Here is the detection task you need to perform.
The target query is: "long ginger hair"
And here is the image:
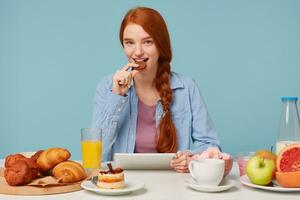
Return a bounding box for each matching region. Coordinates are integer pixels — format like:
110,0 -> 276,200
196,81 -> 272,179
119,7 -> 177,153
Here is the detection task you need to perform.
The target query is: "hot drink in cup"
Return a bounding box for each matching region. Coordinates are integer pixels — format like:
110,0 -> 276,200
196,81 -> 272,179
188,158 -> 225,186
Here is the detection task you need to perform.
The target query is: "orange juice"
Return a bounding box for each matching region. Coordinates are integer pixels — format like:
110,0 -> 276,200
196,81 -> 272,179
81,140 -> 102,169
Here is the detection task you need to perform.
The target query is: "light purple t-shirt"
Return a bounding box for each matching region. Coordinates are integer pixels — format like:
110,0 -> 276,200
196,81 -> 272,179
134,99 -> 157,153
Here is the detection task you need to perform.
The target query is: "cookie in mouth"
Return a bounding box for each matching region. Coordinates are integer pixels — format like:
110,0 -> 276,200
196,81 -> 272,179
133,58 -> 149,70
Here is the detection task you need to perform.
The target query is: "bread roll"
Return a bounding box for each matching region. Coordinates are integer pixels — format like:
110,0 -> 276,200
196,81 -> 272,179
24,157 -> 40,179
52,161 -> 86,183
5,154 -> 40,180
5,154 -> 26,168
37,148 -> 71,172
4,160 -> 33,186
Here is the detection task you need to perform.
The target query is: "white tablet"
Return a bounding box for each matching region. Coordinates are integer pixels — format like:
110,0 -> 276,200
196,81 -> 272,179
114,153 -> 176,170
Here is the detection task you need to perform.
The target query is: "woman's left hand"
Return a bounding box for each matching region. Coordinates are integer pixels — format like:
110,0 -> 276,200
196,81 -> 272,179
170,151 -> 192,173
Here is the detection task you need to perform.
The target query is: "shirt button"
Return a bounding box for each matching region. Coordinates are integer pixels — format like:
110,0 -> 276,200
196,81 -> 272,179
118,108 -> 121,112
122,99 -> 126,103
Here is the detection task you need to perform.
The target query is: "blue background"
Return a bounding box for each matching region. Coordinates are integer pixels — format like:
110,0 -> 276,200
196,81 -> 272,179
1,0 -> 300,159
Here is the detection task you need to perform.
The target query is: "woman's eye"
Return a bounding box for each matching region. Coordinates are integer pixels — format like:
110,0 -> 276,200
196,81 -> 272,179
124,41 -> 134,46
144,40 -> 153,45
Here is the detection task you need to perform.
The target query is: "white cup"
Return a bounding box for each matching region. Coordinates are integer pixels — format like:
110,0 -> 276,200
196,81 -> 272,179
188,158 -> 225,186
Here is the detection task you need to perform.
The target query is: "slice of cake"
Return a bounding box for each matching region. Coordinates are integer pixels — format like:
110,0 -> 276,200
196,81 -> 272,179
97,163 -> 125,189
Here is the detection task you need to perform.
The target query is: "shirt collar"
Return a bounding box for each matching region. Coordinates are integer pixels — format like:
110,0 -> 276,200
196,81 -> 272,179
170,72 -> 184,90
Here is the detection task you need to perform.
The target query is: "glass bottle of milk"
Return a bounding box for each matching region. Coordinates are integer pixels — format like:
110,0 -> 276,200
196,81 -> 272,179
276,97 -> 300,154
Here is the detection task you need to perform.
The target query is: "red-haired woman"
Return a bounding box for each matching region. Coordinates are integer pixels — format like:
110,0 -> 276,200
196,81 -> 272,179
92,7 -> 221,173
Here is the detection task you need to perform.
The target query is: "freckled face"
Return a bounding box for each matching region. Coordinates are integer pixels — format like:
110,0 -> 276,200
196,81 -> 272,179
123,23 -> 159,73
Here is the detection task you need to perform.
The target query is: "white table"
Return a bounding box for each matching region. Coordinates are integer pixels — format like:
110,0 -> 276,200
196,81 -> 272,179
0,160 -> 299,200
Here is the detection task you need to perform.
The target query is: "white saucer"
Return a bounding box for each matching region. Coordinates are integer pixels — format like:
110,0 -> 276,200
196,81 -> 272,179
81,178 -> 145,196
185,178 -> 236,192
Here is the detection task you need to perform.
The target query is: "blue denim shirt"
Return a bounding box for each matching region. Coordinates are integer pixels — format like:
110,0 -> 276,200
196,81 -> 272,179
92,72 -> 220,161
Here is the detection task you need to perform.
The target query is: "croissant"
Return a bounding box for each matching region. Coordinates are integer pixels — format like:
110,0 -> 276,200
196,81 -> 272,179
37,148 -> 71,172
30,150 -> 44,162
52,161 -> 87,183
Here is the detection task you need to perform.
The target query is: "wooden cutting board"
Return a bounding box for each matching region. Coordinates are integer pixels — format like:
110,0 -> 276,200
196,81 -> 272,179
0,176 -> 82,195
0,165 -> 97,195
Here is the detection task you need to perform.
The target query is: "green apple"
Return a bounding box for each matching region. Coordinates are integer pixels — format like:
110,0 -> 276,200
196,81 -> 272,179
246,156 -> 275,185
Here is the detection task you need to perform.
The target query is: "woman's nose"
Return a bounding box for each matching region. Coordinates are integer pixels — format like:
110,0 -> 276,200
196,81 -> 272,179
134,44 -> 144,57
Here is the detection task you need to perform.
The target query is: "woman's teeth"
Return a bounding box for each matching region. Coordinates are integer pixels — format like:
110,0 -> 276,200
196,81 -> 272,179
133,58 -> 149,62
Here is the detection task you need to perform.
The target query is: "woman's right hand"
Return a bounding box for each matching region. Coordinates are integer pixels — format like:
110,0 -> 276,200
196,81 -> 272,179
170,151 -> 191,173
112,63 -> 140,96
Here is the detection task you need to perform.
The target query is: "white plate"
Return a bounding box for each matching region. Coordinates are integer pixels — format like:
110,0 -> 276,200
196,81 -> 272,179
240,175 -> 300,192
114,153 -> 175,170
81,178 -> 145,196
185,177 -> 236,192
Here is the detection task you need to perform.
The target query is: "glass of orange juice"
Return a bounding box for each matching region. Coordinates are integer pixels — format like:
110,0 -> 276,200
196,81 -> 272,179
81,128 -> 102,171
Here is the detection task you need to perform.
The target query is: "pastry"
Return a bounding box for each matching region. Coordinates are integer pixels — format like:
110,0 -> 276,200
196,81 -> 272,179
52,161 -> 87,183
5,154 -> 26,168
4,153 -> 40,179
30,150 -> 44,162
4,160 -> 33,186
4,148 -> 76,186
97,163 -> 125,189
24,157 -> 40,179
37,148 -> 71,172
